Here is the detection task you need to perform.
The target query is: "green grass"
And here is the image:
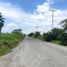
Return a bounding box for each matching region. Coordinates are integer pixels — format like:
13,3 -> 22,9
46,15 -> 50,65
52,40 -> 61,44
0,45 -> 11,56
0,33 -> 24,56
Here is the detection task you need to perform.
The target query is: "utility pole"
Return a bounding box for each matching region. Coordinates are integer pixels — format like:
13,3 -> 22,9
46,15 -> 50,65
50,9 -> 56,29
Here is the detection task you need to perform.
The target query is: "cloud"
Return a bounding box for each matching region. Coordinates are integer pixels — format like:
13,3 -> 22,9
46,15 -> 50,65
0,1 -> 67,34
2,23 -> 19,33
30,1 -> 67,30
7,23 -> 18,29
0,2 -> 34,33
0,2 -> 31,23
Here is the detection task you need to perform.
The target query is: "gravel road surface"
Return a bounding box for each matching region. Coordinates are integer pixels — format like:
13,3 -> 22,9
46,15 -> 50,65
0,37 -> 67,67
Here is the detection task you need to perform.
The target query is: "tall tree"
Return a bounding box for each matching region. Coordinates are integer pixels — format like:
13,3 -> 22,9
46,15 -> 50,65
60,19 -> 67,32
0,12 -> 4,33
12,29 -> 22,33
34,31 -> 40,38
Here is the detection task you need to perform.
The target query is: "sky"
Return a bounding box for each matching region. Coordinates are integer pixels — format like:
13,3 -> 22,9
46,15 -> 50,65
0,0 -> 67,34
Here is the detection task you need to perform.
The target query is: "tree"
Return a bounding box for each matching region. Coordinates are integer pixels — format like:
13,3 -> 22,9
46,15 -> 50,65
60,19 -> 67,46
12,29 -> 23,37
12,29 -> 22,33
60,33 -> 67,46
0,12 -> 4,33
43,28 -> 64,42
60,19 -> 67,32
34,31 -> 40,38
28,32 -> 34,37
51,28 -> 64,40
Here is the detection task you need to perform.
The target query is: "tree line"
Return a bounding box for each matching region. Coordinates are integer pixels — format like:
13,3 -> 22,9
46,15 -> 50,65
28,18 -> 67,46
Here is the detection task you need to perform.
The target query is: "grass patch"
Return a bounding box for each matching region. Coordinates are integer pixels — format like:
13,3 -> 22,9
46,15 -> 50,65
0,33 -> 25,56
52,40 -> 61,44
0,45 -> 11,56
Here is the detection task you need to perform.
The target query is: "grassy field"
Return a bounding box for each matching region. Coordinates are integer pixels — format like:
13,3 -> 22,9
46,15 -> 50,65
0,33 -> 24,56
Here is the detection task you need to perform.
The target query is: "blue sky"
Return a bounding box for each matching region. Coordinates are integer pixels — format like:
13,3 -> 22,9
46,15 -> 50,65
0,0 -> 67,11
0,0 -> 67,34
0,0 -> 45,12
52,0 -> 67,10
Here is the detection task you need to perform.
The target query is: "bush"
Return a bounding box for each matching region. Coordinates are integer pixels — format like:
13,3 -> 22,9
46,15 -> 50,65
0,33 -> 24,47
0,45 -> 11,56
43,32 -> 53,42
43,28 -> 64,42
0,32 -> 25,56
51,28 -> 64,40
34,32 -> 41,38
28,32 -> 34,37
28,32 -> 41,39
60,33 -> 67,46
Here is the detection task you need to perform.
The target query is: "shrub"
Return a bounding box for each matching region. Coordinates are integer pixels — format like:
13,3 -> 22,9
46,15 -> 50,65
0,45 -> 11,56
43,28 -> 64,42
60,33 -> 67,46
51,28 -> 64,40
34,32 -> 41,38
0,32 -> 25,56
43,32 -> 53,42
28,32 -> 34,37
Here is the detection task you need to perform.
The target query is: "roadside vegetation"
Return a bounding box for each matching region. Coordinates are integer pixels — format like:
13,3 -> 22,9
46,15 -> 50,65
0,11 -> 67,56
0,31 -> 25,56
0,13 -> 25,56
28,19 -> 67,46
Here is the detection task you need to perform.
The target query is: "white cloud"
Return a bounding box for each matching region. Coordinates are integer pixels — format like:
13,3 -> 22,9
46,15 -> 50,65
2,23 -> 19,33
0,1 -> 67,34
0,2 -> 33,33
30,1 -> 67,31
7,23 -> 18,29
36,2 -> 50,13
0,2 -> 31,22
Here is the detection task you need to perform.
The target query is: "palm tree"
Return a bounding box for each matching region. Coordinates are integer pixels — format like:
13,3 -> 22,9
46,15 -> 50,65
60,19 -> 67,31
0,12 -> 4,33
